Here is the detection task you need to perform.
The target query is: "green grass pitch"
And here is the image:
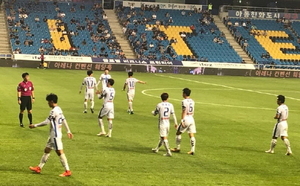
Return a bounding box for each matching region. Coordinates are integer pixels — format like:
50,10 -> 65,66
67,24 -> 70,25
0,67 -> 299,186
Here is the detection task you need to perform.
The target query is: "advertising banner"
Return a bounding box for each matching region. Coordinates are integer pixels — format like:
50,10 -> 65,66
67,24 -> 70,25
14,54 -> 92,63
122,1 -> 202,10
182,61 -> 256,70
91,58 -> 183,66
228,10 -> 282,19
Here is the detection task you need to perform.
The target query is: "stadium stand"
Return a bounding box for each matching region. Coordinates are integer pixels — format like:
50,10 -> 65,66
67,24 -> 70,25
225,17 -> 300,68
5,0 -> 124,58
116,5 -> 242,62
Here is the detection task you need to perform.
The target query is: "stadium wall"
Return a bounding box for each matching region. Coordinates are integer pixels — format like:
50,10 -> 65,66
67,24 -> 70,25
1,59 -> 300,78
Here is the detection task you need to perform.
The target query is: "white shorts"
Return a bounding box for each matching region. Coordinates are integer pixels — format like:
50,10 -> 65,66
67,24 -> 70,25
158,123 -> 170,137
46,137 -> 63,150
127,92 -> 135,101
85,89 -> 94,100
98,105 -> 114,119
273,121 -> 288,138
177,117 -> 196,134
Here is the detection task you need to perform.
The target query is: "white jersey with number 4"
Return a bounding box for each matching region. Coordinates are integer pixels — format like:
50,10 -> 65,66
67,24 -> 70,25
82,76 -> 97,100
99,74 -> 111,90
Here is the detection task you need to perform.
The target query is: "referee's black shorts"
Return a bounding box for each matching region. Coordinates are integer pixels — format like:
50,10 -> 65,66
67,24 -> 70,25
20,96 -> 32,111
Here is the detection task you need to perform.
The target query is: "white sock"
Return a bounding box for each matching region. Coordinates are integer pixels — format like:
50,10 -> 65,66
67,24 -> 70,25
38,153 -> 50,169
108,120 -> 113,135
155,139 -> 163,149
176,135 -> 181,149
91,100 -> 94,109
284,138 -> 292,152
129,102 -> 133,111
98,118 -> 105,133
59,153 -> 70,171
163,139 -> 171,154
190,137 -> 196,152
84,102 -> 87,110
270,139 -> 277,151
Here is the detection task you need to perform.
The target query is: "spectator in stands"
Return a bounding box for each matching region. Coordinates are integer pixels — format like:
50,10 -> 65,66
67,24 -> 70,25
262,30 -> 267,37
165,12 -> 170,17
152,13 -> 157,20
180,32 -> 186,38
243,40 -> 248,50
82,39 -> 87,45
39,46 -> 44,53
15,39 -> 20,46
297,37 -> 300,44
80,4 -> 85,11
181,10 -> 186,16
103,14 -> 108,20
234,21 -> 239,26
35,16 -> 40,22
60,36 -> 65,42
55,5 -> 60,12
210,28 -> 216,35
190,24 -> 196,36
43,16 -> 47,22
70,6 -> 76,12
242,21 -> 248,29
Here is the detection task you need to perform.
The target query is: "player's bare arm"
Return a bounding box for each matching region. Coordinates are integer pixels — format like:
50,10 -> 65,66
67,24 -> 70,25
62,119 -> 73,139
17,91 -> 21,105
138,81 -> 146,84
29,119 -> 50,129
181,107 -> 186,127
79,82 -> 84,94
274,113 -> 280,119
122,83 -> 127,91
31,91 -> 35,103
172,113 -> 178,129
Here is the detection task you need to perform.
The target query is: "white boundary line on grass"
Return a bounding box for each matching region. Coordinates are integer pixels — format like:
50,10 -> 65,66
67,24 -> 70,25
154,74 -> 300,102
141,88 -> 275,111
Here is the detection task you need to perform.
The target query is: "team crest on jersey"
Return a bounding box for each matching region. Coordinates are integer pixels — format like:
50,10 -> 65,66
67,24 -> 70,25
24,88 -> 27,91
29,87 -> 32,90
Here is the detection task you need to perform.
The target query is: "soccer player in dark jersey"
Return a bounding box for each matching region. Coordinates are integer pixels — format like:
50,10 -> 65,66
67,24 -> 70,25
17,72 -> 35,127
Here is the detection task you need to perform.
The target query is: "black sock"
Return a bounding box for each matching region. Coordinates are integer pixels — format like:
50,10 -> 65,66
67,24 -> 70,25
28,113 -> 32,124
19,113 -> 23,124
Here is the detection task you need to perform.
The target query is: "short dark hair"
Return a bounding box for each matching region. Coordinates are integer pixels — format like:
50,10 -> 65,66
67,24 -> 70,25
277,95 -> 285,103
107,79 -> 114,86
161,93 -> 169,101
22,72 -> 29,78
87,70 -> 93,76
46,93 -> 58,103
128,72 -> 133,76
183,88 -> 191,96
104,68 -> 109,71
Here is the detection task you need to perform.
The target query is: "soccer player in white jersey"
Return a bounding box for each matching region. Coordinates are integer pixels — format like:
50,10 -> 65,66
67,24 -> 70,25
265,95 -> 292,155
122,71 -> 146,114
29,93 -> 73,177
152,93 -> 178,157
171,88 -> 196,155
96,79 -> 115,137
97,68 -> 111,91
79,70 -> 97,114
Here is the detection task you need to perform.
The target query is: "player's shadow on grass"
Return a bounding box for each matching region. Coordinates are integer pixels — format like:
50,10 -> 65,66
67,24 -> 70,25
101,138 -> 154,154
220,146 -> 263,153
